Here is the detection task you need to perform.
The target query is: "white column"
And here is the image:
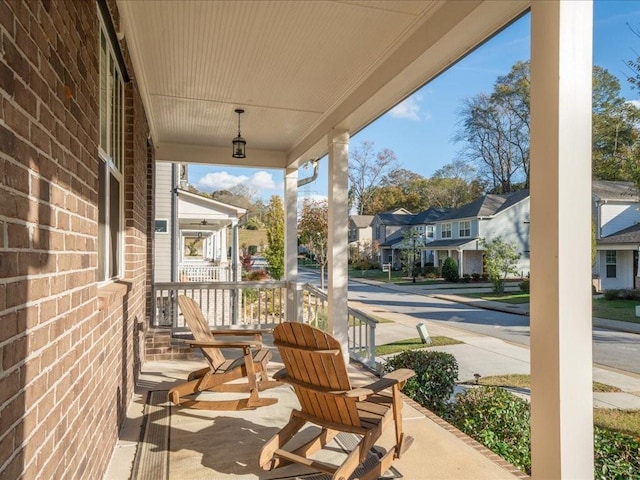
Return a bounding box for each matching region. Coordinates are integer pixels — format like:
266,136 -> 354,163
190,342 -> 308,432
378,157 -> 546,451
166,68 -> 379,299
530,2 -> 594,478
284,167 -> 301,322
328,130 -> 350,363
231,219 -> 240,324
457,249 -> 463,277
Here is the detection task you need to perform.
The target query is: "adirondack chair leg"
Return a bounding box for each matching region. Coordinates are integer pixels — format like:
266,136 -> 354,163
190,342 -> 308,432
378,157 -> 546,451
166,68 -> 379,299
259,413 -> 307,470
391,385 -> 405,459
332,440 -> 363,480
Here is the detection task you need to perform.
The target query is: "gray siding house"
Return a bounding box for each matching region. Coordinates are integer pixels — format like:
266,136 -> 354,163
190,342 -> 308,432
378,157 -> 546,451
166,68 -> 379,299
593,181 -> 640,290
429,190 -> 531,277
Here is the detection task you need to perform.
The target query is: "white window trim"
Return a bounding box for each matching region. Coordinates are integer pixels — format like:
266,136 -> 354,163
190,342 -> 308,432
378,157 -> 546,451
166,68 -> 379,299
459,220 -> 471,238
98,8 -> 125,283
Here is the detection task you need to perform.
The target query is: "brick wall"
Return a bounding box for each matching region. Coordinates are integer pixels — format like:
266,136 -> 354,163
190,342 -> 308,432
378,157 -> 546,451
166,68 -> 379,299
0,1 -> 150,478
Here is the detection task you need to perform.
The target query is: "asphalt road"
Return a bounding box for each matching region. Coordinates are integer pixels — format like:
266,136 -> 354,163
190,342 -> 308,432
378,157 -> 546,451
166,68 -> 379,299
298,269 -> 640,375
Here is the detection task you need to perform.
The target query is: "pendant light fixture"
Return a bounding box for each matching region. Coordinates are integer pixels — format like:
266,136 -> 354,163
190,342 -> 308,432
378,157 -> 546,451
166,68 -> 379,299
232,108 -> 246,158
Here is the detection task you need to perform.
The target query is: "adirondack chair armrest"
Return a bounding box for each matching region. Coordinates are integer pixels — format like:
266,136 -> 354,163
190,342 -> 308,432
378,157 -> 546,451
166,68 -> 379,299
189,340 -> 261,349
345,368 -> 415,400
209,329 -> 271,337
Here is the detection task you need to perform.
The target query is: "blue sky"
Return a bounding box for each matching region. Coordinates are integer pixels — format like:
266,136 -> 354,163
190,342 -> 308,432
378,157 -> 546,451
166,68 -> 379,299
189,1 -> 640,202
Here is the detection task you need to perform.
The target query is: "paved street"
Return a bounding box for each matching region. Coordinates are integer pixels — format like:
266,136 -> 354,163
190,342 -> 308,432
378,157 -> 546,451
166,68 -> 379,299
299,269 -> 640,376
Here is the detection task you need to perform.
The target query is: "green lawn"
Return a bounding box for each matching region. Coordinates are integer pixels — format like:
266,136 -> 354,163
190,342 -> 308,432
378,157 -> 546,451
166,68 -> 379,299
594,409 -> 640,438
463,292 -> 531,304
375,336 -> 463,356
348,268 -> 406,282
593,298 -> 640,324
476,374 -> 621,393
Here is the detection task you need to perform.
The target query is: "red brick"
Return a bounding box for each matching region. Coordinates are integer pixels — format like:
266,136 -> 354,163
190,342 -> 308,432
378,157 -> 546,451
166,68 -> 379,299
2,335 -> 27,370
7,222 -> 29,249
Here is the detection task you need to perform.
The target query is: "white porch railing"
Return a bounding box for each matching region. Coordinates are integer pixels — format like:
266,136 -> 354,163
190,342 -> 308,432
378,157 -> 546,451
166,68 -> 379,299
178,264 -> 230,282
152,281 -> 377,368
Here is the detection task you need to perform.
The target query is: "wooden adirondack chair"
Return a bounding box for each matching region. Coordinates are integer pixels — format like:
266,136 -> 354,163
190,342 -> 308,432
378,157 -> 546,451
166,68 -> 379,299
260,322 -> 415,480
167,295 -> 280,410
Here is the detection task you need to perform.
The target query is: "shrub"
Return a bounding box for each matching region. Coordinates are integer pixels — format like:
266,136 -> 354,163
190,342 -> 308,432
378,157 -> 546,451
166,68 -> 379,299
424,266 -> 441,278
519,278 -> 530,293
594,426 -> 640,479
619,289 -> 640,300
449,387 -> 531,474
244,269 -> 269,281
384,350 -> 458,415
462,274 -> 471,283
602,289 -> 640,300
441,257 -> 459,283
471,272 -> 481,281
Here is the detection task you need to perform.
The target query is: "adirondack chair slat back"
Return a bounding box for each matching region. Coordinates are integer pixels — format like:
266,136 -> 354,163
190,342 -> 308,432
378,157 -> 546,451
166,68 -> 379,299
273,322 -> 361,427
177,295 -> 225,368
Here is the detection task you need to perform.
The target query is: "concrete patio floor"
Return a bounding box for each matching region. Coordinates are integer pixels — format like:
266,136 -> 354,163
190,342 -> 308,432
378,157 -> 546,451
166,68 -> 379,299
105,346 -> 525,480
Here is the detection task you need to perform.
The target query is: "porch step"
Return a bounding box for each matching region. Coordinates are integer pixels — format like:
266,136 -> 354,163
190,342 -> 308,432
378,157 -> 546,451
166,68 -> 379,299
145,327 -> 196,361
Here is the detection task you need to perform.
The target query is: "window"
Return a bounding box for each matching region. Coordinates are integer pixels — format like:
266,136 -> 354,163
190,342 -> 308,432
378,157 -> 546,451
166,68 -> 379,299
459,221 -> 471,237
442,223 -> 452,239
98,15 -> 125,281
606,251 -> 617,278
155,219 -> 168,233
426,225 -> 434,239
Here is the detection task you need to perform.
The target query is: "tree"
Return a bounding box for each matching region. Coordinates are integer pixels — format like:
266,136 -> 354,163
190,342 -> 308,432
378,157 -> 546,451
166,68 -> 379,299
481,237 -> 520,293
397,229 -> 426,281
426,160 -> 485,208
298,199 -> 329,289
592,66 -> 640,183
264,195 -> 284,280
348,140 -> 398,215
455,61 -> 530,193
457,60 -> 639,192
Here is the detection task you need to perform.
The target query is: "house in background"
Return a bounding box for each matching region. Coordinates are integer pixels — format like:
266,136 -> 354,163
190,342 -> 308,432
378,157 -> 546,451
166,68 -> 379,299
348,215 -> 374,249
593,180 -> 640,291
372,207 -> 450,269
154,162 -> 246,283
429,190 -> 531,277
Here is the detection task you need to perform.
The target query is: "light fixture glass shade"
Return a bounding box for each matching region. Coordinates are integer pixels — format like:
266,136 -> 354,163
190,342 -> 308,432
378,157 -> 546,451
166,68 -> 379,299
232,135 -> 246,158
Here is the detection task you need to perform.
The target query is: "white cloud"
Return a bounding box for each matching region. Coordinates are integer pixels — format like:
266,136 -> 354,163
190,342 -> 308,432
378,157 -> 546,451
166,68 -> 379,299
626,99 -> 640,109
388,96 -> 422,121
249,171 -> 276,190
198,171 -> 248,191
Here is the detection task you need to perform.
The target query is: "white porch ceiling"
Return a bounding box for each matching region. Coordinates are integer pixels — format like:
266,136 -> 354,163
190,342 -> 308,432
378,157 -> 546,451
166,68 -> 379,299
117,0 -> 529,170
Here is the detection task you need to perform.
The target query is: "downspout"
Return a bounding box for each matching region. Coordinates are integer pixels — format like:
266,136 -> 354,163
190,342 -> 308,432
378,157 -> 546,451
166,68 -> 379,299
297,159 -> 319,187
171,164 -> 179,282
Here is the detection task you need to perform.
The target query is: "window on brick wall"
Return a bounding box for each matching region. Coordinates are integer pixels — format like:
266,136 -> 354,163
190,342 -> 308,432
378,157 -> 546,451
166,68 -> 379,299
98,16 -> 124,281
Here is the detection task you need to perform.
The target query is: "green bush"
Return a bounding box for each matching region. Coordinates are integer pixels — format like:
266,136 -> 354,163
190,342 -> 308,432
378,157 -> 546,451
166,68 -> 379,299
519,278 -> 530,293
471,272 -> 481,281
462,274 -> 471,283
447,387 -> 640,478
442,257 -> 459,283
603,289 -> 640,300
384,350 -> 458,415
594,427 -> 640,479
449,387 -> 531,474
